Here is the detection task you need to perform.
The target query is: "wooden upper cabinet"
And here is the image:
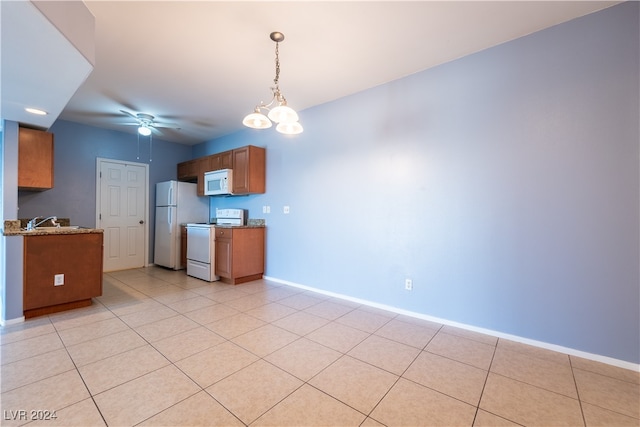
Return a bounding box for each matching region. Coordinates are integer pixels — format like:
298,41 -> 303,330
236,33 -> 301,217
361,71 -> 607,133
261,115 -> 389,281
177,145 -> 265,196
232,145 -> 265,195
195,157 -> 211,196
18,127 -> 54,190
177,159 -> 197,181
210,150 -> 233,172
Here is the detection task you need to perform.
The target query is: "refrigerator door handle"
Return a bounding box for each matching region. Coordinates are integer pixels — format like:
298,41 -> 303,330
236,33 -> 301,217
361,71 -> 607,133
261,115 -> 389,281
168,186 -> 173,206
168,208 -> 172,233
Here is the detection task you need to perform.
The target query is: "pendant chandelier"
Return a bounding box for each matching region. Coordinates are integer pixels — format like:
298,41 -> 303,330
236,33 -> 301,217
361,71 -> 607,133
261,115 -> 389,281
243,32 -> 303,135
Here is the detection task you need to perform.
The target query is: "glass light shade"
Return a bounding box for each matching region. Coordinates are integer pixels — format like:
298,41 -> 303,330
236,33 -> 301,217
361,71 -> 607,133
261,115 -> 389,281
268,105 -> 298,123
276,121 -> 303,135
243,112 -> 272,129
138,125 -> 152,136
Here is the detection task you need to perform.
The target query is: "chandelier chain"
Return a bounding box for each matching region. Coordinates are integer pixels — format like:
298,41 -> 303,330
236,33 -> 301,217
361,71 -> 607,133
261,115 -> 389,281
273,42 -> 280,87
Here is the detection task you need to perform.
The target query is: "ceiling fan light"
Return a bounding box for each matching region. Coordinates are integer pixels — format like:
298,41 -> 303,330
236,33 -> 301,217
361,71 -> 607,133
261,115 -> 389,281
276,121 -> 303,135
243,112 -> 272,129
138,125 -> 152,136
268,105 -> 298,123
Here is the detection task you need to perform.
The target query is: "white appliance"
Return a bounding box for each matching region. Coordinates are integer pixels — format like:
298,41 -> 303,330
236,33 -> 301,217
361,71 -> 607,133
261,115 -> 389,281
154,181 -> 208,269
215,208 -> 246,226
186,223 -> 218,281
186,209 -> 246,281
204,169 -> 233,196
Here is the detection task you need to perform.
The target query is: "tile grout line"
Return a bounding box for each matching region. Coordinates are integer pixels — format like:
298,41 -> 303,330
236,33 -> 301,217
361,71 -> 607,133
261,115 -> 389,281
360,322 -> 446,425
569,354 -> 589,427
49,311 -> 110,427
471,336 -> 500,426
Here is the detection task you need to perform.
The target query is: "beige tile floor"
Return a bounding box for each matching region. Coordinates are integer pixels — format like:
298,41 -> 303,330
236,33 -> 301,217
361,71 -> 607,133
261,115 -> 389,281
1,266 -> 638,426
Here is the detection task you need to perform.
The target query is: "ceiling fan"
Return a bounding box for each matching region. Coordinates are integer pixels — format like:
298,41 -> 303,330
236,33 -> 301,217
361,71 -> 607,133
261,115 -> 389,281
118,110 -> 181,136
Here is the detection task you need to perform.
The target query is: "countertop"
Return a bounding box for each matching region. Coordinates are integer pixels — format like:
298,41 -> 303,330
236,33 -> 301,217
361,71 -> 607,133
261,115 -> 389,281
3,220 -> 103,236
187,218 -> 266,229
213,224 -> 266,229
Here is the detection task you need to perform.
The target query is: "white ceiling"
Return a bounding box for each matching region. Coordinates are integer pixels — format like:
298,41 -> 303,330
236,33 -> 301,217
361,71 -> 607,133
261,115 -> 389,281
7,1 -> 621,145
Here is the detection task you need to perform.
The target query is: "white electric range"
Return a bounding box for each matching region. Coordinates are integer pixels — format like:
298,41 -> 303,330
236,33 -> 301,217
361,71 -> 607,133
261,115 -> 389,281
185,209 -> 246,281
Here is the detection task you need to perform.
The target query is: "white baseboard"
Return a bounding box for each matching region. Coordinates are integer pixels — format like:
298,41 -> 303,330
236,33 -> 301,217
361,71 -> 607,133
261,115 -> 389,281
0,316 -> 25,327
263,275 -> 640,373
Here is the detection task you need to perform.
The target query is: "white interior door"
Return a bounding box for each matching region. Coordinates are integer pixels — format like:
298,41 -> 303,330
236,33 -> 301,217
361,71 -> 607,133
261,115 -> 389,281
97,158 -> 148,272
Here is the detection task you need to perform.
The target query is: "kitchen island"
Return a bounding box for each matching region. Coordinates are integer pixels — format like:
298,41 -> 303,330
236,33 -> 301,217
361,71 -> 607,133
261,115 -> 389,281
3,221 -> 104,318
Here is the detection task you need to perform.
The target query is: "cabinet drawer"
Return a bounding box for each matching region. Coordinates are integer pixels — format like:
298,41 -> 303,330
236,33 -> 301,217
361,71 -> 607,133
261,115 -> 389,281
186,259 -> 216,282
215,227 -> 233,239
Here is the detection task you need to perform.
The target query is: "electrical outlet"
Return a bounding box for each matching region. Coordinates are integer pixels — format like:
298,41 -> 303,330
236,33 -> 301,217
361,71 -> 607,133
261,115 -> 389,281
266,206 -> 270,214
54,274 -> 64,286
405,278 -> 413,291
284,206 -> 290,214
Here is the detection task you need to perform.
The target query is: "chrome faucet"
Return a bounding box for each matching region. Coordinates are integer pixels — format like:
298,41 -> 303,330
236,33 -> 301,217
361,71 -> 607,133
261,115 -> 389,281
26,216 -> 58,231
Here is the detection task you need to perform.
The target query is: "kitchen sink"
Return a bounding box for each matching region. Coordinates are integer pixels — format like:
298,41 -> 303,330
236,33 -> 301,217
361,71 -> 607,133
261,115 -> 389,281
33,226 -> 81,231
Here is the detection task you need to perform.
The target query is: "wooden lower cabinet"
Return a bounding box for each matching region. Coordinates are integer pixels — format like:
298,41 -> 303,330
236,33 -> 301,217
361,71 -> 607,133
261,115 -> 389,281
215,227 -> 264,284
23,232 -> 103,318
180,225 -> 187,269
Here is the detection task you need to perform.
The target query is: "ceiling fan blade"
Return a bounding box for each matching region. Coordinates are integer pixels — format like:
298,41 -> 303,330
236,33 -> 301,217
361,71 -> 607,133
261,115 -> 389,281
120,110 -> 139,120
115,122 -> 139,126
153,123 -> 181,130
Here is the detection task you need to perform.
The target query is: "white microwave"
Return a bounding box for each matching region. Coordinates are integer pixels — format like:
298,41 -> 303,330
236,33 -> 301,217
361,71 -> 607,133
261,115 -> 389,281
204,169 -> 233,196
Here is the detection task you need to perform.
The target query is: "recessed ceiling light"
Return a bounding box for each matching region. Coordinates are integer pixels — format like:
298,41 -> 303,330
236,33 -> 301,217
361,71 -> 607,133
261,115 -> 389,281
25,107 -> 48,115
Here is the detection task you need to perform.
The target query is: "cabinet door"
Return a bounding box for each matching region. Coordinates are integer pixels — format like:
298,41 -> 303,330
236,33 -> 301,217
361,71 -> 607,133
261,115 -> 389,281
196,157 -> 212,196
209,154 -> 222,172
232,147 -> 249,194
215,236 -> 232,278
18,127 -> 54,190
209,151 -> 232,172
233,228 -> 264,278
220,150 -> 233,169
177,160 -> 197,181
232,146 -> 265,194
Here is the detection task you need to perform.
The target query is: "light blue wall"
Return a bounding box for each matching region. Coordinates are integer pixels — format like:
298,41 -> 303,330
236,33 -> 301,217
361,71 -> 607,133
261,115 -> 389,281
16,120 -> 194,259
1,121 -> 25,322
199,3 -> 640,364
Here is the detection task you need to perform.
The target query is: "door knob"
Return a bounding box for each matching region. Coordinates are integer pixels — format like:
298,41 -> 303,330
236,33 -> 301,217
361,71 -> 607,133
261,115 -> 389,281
139,220 -> 144,224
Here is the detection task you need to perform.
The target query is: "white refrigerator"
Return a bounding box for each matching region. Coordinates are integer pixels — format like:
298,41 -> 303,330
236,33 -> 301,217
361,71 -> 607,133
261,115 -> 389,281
154,181 -> 208,269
